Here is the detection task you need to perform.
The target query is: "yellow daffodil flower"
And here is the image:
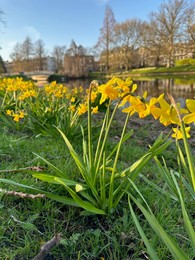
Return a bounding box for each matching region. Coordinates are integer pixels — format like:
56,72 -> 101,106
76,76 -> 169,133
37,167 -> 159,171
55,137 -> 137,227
92,106 -> 98,114
98,78 -> 119,104
69,105 -> 76,112
171,126 -> 191,140
6,109 -> 13,116
122,95 -> 147,117
71,97 -> 75,103
13,114 -> 20,122
183,99 -> 195,124
150,94 -> 188,126
115,77 -> 133,93
78,103 -> 87,115
19,111 -> 25,119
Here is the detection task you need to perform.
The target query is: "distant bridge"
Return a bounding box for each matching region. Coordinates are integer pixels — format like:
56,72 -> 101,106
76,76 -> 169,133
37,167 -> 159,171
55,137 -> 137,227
31,74 -> 49,86
1,71 -> 54,86
25,71 -> 54,76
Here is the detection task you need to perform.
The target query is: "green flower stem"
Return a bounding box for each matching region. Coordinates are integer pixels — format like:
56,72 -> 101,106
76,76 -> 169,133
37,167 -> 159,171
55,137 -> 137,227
94,107 -> 108,166
168,93 -> 195,191
94,101 -> 118,180
100,151 -> 106,201
180,121 -> 195,191
108,112 -> 130,212
1,89 -> 8,108
88,84 -> 93,176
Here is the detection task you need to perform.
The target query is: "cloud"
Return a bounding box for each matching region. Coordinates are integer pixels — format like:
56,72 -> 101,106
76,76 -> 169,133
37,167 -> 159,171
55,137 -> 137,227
23,26 -> 40,40
0,41 -> 17,60
8,41 -> 18,47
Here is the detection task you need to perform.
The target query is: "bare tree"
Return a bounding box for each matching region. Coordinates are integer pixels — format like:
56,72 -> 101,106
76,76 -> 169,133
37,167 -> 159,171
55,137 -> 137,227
0,8 -> 6,32
0,55 -> 6,73
0,9 -> 6,72
96,5 -> 116,70
149,0 -> 194,67
22,36 -> 34,71
34,39 -> 46,71
141,21 -> 165,67
10,37 -> 35,72
10,42 -> 24,72
52,45 -> 66,72
114,19 -> 144,70
187,24 -> 195,42
186,2 -> 195,42
0,8 -> 6,59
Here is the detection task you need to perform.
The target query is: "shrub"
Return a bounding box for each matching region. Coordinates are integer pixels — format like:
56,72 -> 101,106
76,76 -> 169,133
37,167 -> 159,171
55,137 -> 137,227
175,58 -> 195,66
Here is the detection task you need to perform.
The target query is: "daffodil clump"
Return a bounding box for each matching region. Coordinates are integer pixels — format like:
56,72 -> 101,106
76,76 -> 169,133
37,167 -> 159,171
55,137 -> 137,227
6,109 -> 26,122
0,77 -> 85,136
1,76 -> 194,139
78,77 -> 194,140
0,76 -> 194,215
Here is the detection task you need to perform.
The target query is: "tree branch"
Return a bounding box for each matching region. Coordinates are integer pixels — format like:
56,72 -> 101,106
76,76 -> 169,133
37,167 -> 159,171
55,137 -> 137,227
33,234 -> 62,260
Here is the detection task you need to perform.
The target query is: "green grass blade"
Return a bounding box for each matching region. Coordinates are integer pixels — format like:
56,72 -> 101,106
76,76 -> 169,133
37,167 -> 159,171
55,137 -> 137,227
33,152 -> 66,178
139,173 -> 178,201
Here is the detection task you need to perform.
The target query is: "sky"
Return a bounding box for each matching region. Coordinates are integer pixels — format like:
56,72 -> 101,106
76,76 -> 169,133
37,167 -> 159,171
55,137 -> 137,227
0,0 -> 163,61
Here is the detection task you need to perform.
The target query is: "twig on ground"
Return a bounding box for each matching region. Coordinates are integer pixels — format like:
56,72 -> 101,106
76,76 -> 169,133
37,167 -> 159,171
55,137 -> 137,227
0,188 -> 45,199
0,166 -> 46,173
33,233 -> 62,260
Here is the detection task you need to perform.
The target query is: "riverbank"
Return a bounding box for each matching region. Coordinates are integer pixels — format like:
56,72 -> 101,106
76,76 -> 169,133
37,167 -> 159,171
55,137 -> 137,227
89,65 -> 195,79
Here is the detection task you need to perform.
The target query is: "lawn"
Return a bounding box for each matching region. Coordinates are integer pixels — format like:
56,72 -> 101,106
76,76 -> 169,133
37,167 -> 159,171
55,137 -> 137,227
0,77 -> 194,259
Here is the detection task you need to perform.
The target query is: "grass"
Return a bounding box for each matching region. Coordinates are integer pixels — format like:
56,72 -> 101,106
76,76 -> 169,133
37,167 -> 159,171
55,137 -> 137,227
0,114 -> 194,259
105,65 -> 195,79
124,65 -> 195,75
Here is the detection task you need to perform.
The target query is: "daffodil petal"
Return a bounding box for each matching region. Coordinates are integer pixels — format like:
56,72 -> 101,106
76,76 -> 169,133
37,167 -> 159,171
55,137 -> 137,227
183,112 -> 195,124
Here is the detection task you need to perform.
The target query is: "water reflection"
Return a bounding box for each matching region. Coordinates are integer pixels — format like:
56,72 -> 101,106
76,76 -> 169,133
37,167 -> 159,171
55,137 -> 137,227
133,78 -> 195,100
66,77 -> 195,101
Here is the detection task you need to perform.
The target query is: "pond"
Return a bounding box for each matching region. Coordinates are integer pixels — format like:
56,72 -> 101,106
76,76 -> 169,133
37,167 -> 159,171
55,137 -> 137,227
65,75 -> 195,103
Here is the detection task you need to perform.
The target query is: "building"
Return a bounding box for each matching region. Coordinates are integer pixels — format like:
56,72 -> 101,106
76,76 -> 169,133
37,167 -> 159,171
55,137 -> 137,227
3,56 -> 57,74
64,54 -> 98,78
99,42 -> 195,70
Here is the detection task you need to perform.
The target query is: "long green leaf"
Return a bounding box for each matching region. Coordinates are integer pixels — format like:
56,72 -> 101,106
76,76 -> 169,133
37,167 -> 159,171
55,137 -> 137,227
177,142 -> 192,186
130,195 -> 189,260
154,156 -> 179,199
170,172 -> 195,255
33,173 -> 79,186
139,173 -> 178,201
107,129 -> 134,160
57,127 -> 100,202
57,128 -> 86,175
0,178 -> 79,207
54,177 -> 106,215
113,139 -> 172,209
33,153 -> 66,178
128,197 -> 160,260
